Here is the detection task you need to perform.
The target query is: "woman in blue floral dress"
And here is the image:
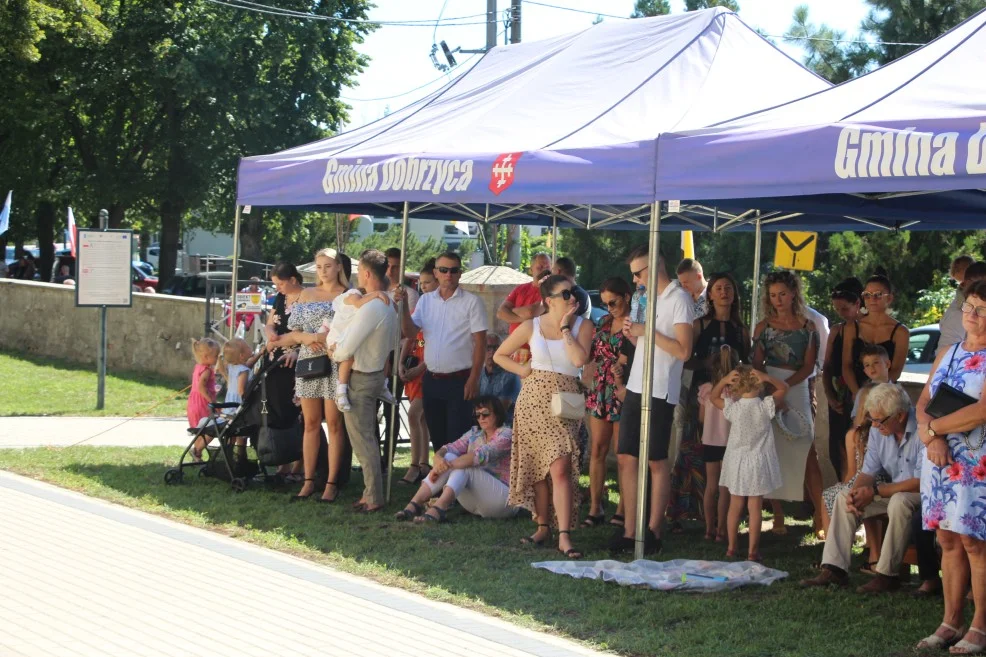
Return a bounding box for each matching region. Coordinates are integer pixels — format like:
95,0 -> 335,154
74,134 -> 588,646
915,280 -> 986,654
583,277 -> 632,527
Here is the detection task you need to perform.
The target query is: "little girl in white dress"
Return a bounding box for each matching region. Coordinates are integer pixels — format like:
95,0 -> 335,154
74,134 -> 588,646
710,365 -> 789,563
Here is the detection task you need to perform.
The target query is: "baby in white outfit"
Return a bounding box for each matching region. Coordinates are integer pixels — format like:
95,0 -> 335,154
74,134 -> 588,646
320,288 -> 395,411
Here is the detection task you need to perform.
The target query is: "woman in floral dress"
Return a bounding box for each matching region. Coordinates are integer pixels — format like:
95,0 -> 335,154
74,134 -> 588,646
914,279 -> 986,654
583,277 -> 632,527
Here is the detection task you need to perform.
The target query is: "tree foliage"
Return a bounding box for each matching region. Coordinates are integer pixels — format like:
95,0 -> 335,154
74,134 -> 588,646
685,0 -> 740,11
345,226 -> 447,273
0,0 -> 109,63
631,0 -> 671,18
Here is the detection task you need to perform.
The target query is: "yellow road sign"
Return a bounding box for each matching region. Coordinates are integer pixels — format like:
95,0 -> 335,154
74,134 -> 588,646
774,231 -> 818,271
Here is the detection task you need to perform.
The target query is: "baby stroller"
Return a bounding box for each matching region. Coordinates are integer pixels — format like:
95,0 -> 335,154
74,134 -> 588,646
165,356 -> 303,492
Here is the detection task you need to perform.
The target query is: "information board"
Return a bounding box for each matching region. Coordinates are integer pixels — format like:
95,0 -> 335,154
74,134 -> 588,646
76,229 -> 134,307
235,292 -> 265,313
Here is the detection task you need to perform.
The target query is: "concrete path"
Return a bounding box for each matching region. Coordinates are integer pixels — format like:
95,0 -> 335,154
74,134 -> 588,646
0,471 -> 609,657
0,416 -> 190,449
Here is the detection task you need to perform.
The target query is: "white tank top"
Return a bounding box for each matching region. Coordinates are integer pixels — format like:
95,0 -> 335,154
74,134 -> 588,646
530,316 -> 583,378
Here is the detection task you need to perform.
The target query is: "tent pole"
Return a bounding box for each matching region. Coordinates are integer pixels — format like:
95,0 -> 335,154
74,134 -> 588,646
229,205 -> 242,340
750,212 -> 762,330
386,201 -> 411,504
551,210 -> 558,262
634,202 -> 661,561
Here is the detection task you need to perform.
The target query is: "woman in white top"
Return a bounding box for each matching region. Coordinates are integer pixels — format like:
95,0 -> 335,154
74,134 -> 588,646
494,274 -> 593,559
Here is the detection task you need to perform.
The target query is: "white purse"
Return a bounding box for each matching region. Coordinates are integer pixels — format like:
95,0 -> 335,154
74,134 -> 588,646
539,320 -> 586,420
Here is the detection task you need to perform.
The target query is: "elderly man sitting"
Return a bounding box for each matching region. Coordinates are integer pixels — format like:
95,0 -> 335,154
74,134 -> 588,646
801,383 -> 922,593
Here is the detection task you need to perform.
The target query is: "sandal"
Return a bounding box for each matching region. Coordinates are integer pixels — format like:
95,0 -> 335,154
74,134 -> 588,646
859,561 -> 879,576
715,533 -> 727,543
414,506 -> 447,523
397,466 -> 421,486
704,531 -> 716,541
581,513 -> 606,528
609,514 -> 625,528
951,627 -> 986,655
521,523 -> 551,546
726,548 -> 737,559
318,481 -> 339,503
916,623 -> 967,651
395,501 -> 424,521
557,530 -> 583,560
289,478 -> 316,503
747,552 -> 763,563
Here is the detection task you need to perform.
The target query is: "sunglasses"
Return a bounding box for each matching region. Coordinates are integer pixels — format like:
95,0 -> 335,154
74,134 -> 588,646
474,410 -> 493,419
962,301 -> 986,318
437,266 -> 462,275
631,266 -> 648,279
548,289 -> 573,301
604,299 -> 622,309
861,291 -> 888,300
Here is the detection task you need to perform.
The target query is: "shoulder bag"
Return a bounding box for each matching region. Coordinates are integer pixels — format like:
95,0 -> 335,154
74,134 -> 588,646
539,318 -> 586,420
295,354 -> 331,379
926,344 -> 978,419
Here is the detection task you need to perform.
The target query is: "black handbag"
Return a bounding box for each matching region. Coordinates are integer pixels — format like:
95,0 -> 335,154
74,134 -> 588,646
926,344 -> 978,419
295,354 -> 331,379
256,375 -> 304,466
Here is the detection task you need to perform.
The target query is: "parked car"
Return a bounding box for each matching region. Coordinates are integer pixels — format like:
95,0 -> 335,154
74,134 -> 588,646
903,324 -> 940,375
146,244 -> 184,272
587,290 -> 607,327
161,271 -> 234,298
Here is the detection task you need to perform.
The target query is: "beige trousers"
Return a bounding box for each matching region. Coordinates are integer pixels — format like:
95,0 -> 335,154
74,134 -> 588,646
821,489 -> 920,576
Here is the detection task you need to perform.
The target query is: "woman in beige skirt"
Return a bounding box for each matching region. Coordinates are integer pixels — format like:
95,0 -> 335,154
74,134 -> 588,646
494,274 -> 593,559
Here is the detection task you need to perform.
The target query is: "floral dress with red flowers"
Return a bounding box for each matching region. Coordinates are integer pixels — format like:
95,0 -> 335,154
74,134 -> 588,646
586,315 -> 627,422
921,343 -> 986,541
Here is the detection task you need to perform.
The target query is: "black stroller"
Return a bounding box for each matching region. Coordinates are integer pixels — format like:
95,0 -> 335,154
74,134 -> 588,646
165,356 -> 302,492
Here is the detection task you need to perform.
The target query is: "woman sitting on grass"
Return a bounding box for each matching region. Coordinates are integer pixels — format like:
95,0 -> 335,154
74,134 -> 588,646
395,396 -> 517,523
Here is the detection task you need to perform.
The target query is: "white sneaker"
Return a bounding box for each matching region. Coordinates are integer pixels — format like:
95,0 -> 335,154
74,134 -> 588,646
335,392 -> 352,412
378,387 -> 397,405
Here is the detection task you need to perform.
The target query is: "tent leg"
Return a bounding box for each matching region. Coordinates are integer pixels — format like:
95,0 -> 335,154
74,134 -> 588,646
551,211 -> 558,263
385,201 -> 411,504
634,202 -> 661,561
229,205 -> 242,340
750,212 -> 762,330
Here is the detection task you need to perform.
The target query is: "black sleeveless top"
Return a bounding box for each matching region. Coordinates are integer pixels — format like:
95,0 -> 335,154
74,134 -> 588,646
690,318 -> 749,386
850,319 -> 903,385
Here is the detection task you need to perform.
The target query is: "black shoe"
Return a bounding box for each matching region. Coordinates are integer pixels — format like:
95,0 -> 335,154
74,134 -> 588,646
608,531 -> 635,554
644,531 -> 663,556
289,478 -> 316,502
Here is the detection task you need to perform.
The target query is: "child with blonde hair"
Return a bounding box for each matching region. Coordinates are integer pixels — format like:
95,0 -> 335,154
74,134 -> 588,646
188,338 -> 220,460
711,364 -> 789,562
697,345 -> 740,542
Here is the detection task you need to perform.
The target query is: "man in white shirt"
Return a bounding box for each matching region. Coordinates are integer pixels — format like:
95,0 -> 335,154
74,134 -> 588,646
675,258 -> 708,318
938,255 -> 978,356
331,249 -> 398,513
613,245 -> 694,556
397,251 -> 488,450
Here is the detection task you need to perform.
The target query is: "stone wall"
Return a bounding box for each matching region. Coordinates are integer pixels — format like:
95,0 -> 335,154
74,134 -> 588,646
0,279 -> 224,381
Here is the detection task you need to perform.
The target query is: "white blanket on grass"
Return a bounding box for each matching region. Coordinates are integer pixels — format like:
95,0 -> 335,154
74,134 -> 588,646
532,558 -> 787,592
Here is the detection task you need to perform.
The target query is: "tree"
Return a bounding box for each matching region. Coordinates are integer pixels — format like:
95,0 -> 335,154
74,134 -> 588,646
685,0 -> 740,11
0,0 -> 108,63
861,0 -> 986,65
784,5 -> 872,82
630,0 -> 670,18
345,226 -> 446,273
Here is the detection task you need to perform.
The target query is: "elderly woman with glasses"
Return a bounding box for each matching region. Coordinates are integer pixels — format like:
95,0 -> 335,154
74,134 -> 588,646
395,396 -> 517,523
842,273 -> 909,396
914,280 -> 986,653
582,277 -> 633,528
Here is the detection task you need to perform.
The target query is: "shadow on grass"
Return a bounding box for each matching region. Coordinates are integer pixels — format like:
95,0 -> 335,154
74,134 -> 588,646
55,455 -> 942,657
1,348 -> 187,390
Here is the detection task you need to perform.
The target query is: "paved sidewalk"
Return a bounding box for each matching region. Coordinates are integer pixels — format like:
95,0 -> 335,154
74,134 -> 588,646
0,417 -> 190,449
0,471 -> 609,657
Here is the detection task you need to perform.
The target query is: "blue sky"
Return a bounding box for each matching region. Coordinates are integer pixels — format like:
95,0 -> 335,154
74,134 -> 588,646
341,0 -> 872,128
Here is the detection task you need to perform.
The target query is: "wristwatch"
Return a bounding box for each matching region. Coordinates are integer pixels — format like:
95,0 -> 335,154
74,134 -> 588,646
872,485 -> 882,502
927,421 -> 938,438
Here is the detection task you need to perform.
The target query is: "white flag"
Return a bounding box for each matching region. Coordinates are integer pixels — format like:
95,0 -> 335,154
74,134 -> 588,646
67,207 -> 78,257
0,191 -> 10,236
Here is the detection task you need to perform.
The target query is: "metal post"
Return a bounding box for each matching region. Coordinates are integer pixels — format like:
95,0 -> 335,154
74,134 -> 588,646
634,202 -> 661,561
229,205 -> 242,340
385,201 -> 411,503
96,208 -> 109,410
510,0 -> 521,44
551,211 -> 558,263
750,212 -> 762,330
486,0 -> 498,51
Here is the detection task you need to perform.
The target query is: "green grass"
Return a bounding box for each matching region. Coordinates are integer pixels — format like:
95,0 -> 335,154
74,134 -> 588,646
0,445 -> 940,657
0,350 -> 187,417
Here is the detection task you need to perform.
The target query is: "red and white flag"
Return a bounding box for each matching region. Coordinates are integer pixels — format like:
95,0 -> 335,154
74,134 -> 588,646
67,207 -> 77,257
